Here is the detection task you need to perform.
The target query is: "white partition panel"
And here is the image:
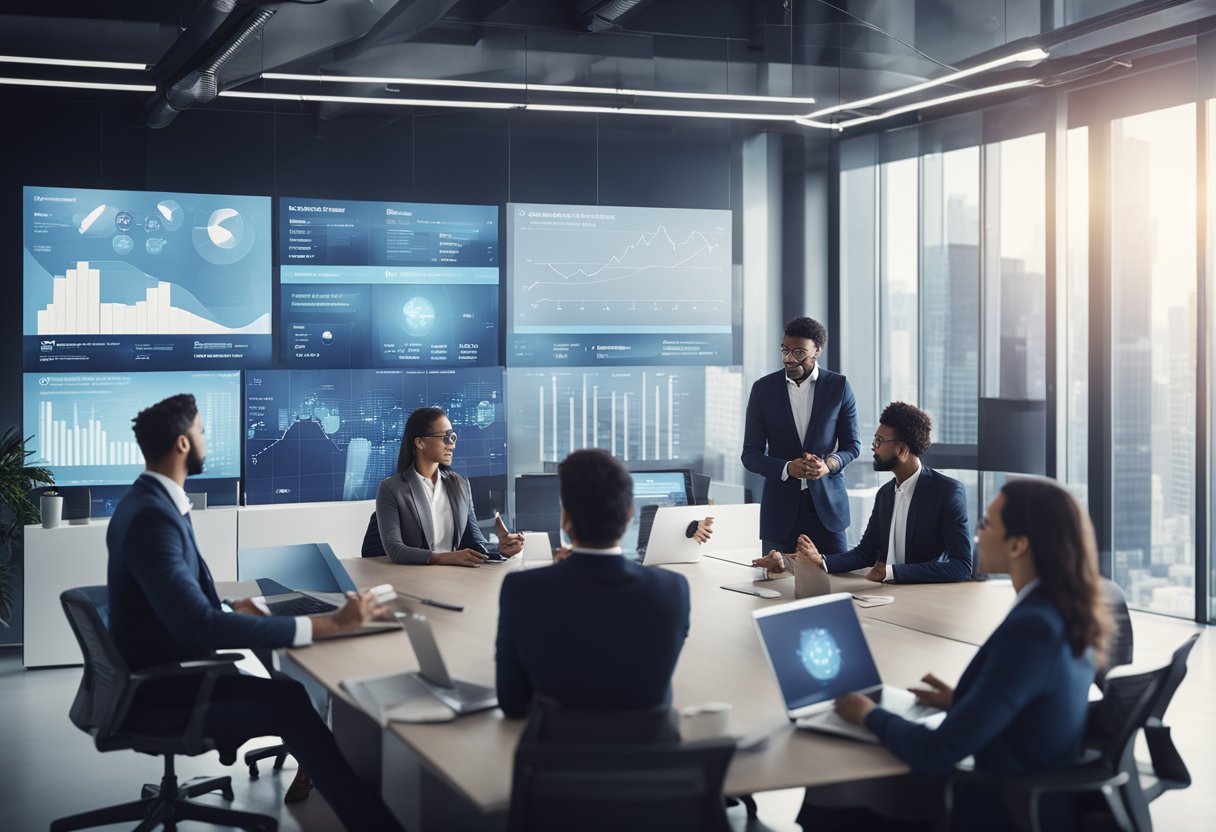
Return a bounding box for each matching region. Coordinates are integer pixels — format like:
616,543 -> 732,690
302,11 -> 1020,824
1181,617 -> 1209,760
237,501 -> 376,561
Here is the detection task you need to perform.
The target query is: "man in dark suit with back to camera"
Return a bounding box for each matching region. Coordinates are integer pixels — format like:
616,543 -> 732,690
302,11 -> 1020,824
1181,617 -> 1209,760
106,394 -> 402,831
762,401 -> 972,583
743,316 -> 861,560
495,449 -> 691,718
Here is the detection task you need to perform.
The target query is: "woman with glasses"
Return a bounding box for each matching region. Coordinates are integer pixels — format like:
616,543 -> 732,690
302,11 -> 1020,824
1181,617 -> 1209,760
375,406 -> 523,566
833,478 -> 1112,830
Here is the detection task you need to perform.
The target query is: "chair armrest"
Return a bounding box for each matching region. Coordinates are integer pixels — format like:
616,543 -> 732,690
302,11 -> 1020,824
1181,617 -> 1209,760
123,654 -> 242,755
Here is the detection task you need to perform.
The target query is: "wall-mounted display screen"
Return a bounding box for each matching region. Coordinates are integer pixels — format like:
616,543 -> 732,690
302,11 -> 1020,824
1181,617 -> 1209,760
23,186 -> 272,370
279,198 -> 499,368
244,367 -> 506,505
505,366 -> 707,472
507,203 -> 733,366
23,371 -> 242,486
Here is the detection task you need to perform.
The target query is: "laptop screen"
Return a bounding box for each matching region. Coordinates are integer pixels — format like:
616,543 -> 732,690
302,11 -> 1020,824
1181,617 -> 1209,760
753,595 -> 882,713
624,470 -> 693,553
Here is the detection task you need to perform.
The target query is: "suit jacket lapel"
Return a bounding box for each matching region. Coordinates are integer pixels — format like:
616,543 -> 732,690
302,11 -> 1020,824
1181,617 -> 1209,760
877,480 -> 896,556
406,472 -> 436,549
904,466 -> 932,552
803,370 -> 831,453
443,472 -> 466,550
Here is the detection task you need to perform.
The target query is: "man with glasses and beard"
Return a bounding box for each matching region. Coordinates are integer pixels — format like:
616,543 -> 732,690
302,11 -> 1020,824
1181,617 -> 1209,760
770,401 -> 973,583
744,316 -> 861,564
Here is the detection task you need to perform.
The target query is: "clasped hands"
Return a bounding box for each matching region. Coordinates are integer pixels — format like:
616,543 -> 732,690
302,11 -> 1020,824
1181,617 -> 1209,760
787,453 -> 830,481
834,673 -> 955,725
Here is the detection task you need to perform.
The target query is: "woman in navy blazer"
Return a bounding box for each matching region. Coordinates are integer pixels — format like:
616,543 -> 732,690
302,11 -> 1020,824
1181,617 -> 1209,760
835,478 -> 1113,831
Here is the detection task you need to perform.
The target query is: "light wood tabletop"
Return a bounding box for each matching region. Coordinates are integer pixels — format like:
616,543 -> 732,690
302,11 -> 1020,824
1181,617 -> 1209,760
280,554 -> 1002,814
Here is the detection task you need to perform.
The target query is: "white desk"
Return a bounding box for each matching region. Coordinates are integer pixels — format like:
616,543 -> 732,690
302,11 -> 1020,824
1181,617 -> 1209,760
284,556 -> 984,830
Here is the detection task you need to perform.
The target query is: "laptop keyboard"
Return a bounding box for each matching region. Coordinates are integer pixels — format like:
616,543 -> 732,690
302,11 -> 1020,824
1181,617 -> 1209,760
265,594 -> 338,616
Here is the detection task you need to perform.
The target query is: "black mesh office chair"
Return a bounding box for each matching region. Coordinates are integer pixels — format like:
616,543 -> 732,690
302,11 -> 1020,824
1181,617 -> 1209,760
946,633 -> 1198,832
508,697 -> 735,832
53,587 -> 276,832
1095,578 -> 1135,691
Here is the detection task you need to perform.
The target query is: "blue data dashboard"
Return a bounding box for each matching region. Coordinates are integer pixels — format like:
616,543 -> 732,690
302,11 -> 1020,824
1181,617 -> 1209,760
23,186 -> 272,370
507,203 -> 734,366
23,371 -> 242,487
244,367 -> 506,505
280,198 -> 499,368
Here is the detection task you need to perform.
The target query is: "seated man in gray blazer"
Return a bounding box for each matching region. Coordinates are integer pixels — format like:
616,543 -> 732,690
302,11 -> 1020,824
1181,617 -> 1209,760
376,406 -> 524,566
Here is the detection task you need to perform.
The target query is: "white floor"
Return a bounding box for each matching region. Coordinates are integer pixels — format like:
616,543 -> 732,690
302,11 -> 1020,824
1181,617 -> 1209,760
0,608 -> 1209,831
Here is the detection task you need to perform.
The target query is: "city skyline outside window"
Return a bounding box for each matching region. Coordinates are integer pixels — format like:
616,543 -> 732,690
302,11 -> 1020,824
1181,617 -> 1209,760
1110,103 -> 1197,618
922,147 -> 981,445
1065,126 -> 1090,507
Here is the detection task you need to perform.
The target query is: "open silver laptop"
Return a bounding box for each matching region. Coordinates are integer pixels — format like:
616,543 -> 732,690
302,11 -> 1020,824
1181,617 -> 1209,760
395,609 -> 498,715
752,593 -> 944,742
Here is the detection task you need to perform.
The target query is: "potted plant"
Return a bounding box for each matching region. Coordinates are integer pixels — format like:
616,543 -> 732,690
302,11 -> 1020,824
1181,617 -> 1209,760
0,428 -> 53,629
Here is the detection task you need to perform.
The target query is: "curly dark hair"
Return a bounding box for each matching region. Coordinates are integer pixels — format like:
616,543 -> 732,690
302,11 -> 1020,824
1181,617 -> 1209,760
784,316 -> 827,350
999,478 -> 1113,661
879,402 -> 933,457
132,394 -> 198,464
558,449 -> 633,547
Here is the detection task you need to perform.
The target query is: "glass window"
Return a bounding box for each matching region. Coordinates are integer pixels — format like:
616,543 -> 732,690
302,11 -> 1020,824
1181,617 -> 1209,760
982,134 -> 1047,400
1110,103 -> 1197,617
921,147 -> 981,444
1065,126 -> 1089,507
880,158 -> 920,407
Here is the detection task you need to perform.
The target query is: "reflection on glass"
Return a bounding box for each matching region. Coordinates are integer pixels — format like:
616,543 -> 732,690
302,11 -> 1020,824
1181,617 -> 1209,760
1110,104 -> 1196,618
1065,127 -> 1089,507
983,135 -> 1046,400
881,158 -> 920,407
922,147 -> 980,444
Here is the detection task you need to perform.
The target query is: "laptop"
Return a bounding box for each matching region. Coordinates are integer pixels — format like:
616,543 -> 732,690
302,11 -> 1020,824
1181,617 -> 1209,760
752,593 -> 944,742
395,609 -> 498,715
641,504 -> 709,565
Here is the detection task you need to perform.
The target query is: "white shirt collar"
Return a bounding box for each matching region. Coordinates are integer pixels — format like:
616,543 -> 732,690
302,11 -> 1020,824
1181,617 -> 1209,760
412,467 -> 441,489
141,471 -> 192,516
1011,578 -> 1042,610
570,545 -> 624,557
894,461 -> 923,493
785,363 -> 820,388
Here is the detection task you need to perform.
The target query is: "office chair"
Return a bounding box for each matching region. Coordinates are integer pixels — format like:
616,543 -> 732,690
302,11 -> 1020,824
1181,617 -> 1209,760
508,697 -> 735,832
1096,578 -> 1134,691
362,510 -> 386,557
945,633 -> 1199,832
53,587 -> 276,832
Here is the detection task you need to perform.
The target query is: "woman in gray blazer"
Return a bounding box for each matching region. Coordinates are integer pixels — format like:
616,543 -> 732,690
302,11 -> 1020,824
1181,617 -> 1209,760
376,406 -> 523,566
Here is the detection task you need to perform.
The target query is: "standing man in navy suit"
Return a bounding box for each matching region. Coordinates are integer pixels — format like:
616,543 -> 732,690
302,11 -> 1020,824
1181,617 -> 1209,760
495,449 -> 691,718
106,394 -> 402,831
743,316 -> 861,559
763,402 -> 972,583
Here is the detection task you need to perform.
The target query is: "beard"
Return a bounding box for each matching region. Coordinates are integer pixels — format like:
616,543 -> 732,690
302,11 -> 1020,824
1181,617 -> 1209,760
872,454 -> 898,472
186,444 -> 205,477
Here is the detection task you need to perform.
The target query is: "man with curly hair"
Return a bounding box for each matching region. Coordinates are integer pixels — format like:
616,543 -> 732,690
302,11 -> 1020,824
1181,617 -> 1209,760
775,401 -> 973,583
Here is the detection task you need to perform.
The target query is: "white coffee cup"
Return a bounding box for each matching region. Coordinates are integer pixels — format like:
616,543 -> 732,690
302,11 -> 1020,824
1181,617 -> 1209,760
679,701 -> 732,741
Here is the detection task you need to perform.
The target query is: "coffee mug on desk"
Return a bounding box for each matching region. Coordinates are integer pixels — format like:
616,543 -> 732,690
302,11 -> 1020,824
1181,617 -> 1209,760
520,531 -> 556,566
679,702 -> 732,741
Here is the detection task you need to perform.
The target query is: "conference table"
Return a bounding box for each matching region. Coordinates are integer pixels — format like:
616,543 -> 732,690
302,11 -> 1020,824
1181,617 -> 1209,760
276,555 -> 1018,831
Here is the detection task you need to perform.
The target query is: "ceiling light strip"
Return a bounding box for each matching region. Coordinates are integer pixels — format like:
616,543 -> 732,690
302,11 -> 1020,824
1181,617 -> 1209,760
219,90 -> 517,109
260,72 -> 814,106
833,79 -> 1039,129
804,47 -> 1047,119
0,77 -> 155,92
0,55 -> 149,71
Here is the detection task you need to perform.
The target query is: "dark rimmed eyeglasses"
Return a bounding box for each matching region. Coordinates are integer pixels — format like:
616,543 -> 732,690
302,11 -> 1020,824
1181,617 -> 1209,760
780,345 -> 811,360
423,430 -> 458,445
871,435 -> 902,450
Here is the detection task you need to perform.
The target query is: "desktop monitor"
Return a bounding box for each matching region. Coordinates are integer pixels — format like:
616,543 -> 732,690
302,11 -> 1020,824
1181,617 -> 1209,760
514,474 -> 562,549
